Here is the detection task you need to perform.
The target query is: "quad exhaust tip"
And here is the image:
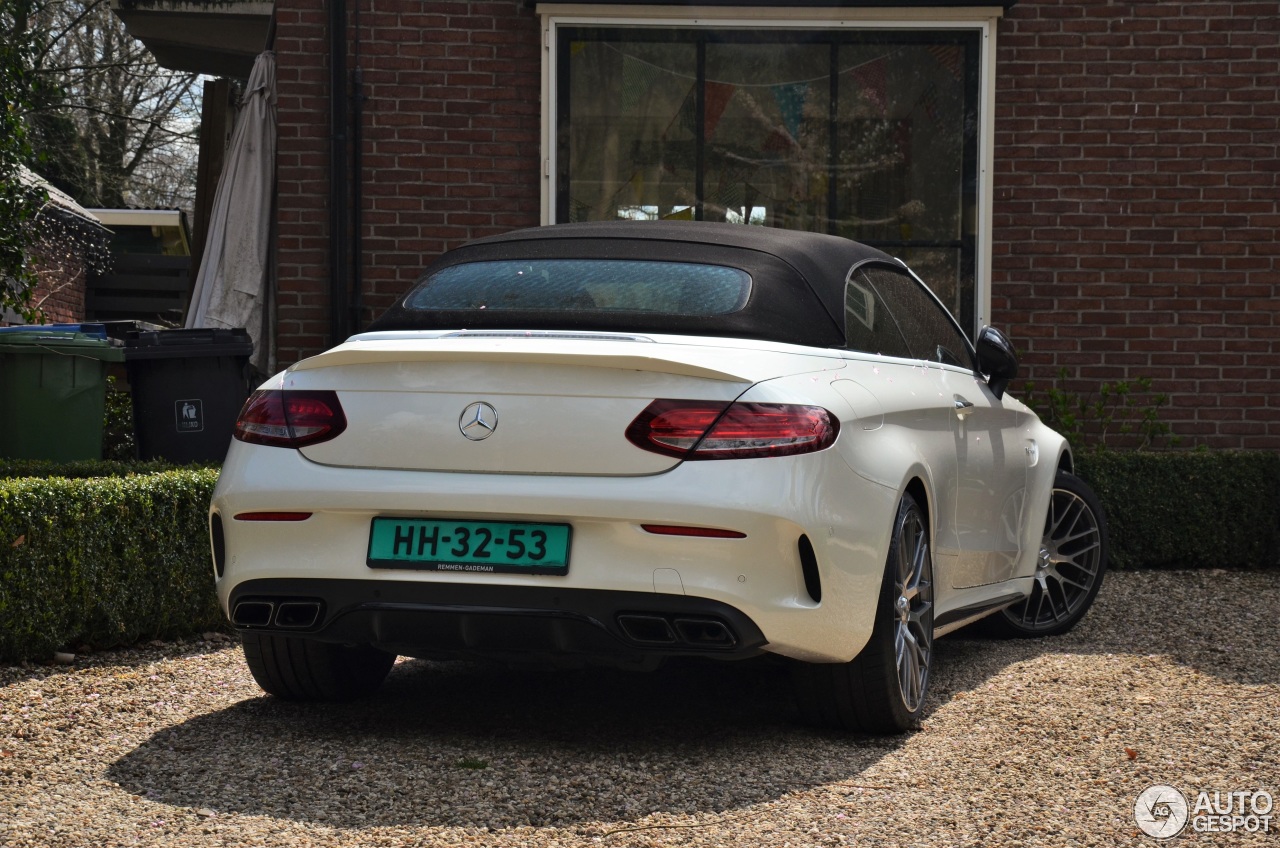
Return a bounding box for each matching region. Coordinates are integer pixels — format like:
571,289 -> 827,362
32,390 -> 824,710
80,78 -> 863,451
231,601 -> 274,628
617,614 -> 677,644
617,613 -> 736,649
673,617 -> 735,648
231,599 -> 322,630
274,601 -> 322,629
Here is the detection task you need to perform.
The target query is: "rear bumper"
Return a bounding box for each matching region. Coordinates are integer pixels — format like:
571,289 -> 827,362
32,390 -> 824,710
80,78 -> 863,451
211,440 -> 899,663
228,578 -> 768,665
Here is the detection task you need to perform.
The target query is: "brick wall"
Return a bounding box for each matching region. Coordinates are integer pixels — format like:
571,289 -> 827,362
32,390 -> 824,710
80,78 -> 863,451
274,0 -> 1279,449
273,0 -> 542,366
30,268 -> 86,325
992,1 -> 1280,449
28,235 -> 87,325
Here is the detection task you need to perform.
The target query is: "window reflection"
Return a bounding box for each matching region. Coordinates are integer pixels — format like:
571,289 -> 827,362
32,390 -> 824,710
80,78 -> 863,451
559,28 -> 980,337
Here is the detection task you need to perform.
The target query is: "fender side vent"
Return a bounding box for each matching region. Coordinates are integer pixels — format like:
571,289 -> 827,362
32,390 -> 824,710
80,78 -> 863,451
211,512 -> 226,579
798,535 -> 822,604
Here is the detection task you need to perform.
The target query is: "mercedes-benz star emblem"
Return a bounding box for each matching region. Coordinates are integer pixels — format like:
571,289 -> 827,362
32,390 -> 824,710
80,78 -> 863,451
459,401 -> 498,441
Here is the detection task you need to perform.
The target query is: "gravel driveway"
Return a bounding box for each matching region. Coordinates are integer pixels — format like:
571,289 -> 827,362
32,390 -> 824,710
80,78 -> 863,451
1,569 -> 1276,847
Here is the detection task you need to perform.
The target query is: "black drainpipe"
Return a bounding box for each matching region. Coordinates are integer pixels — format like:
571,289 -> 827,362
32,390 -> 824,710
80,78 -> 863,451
328,0 -> 350,346
350,66 -> 364,334
350,0 -> 365,334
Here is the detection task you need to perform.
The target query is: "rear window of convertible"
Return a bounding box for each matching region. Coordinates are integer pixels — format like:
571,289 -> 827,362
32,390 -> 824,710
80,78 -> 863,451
403,259 -> 752,316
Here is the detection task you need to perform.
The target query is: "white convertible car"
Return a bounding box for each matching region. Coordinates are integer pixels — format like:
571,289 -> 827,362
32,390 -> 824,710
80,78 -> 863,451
210,221 -> 1108,733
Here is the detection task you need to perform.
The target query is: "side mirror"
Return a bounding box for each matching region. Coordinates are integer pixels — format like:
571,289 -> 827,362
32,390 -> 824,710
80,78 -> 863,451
976,326 -> 1019,400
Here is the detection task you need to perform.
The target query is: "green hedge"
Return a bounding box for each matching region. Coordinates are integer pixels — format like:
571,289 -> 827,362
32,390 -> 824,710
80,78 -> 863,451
1077,451 -> 1280,571
0,467 -> 222,661
0,459 -> 202,479
0,451 -> 1275,662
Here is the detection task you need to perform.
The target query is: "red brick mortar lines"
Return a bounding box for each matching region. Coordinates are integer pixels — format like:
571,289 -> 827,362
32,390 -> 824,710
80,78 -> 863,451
991,0 -> 1280,448
275,0 -> 1279,449
273,0 -> 542,368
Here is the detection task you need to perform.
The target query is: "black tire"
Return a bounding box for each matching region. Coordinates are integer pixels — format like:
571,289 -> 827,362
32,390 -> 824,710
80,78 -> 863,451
987,469 -> 1108,638
241,631 -> 396,701
793,493 -> 934,734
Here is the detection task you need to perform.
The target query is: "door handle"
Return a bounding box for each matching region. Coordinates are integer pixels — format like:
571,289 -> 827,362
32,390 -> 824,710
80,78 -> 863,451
953,398 -> 975,417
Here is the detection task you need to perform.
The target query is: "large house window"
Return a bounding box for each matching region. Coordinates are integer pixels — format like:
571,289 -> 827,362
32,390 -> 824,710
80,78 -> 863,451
541,7 -> 1002,339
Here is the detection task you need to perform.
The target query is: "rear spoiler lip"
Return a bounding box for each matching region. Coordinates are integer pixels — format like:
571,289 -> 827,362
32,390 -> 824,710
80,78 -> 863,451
290,334 -> 846,384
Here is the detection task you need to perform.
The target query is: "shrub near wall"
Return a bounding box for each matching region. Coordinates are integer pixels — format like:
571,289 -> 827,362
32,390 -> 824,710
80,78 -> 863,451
0,466 -> 222,661
1077,452 -> 1280,572
1,452 -> 1275,662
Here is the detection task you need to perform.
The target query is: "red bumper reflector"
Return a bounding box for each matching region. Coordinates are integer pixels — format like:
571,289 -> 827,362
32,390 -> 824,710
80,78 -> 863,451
641,524 -> 746,539
234,512 -> 314,522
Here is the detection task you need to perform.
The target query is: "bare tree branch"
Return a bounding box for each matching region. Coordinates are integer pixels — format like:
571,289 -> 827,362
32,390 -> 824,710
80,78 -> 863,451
22,0 -> 201,210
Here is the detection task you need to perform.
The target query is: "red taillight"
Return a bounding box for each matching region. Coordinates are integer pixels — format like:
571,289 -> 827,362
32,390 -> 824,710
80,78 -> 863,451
626,400 -> 839,460
625,400 -> 732,458
234,390 -> 347,448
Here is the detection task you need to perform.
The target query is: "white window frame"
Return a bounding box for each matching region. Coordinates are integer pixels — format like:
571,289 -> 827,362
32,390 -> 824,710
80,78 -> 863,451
537,3 -> 1004,333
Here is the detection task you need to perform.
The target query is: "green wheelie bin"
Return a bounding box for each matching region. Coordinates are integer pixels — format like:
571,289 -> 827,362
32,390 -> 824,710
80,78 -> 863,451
0,327 -> 124,461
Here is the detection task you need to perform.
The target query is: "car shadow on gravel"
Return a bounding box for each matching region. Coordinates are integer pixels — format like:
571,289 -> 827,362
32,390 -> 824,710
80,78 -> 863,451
107,655 -> 917,831
947,568 -> 1280,690
105,571 -> 1278,832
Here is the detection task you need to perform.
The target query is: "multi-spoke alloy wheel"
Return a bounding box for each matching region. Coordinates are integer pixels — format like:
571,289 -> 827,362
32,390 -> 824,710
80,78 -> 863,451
891,502 -> 932,712
792,493 -> 934,734
994,470 -> 1108,637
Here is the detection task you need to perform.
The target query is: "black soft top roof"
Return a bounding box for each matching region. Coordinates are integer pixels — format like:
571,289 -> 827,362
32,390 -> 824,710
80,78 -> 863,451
368,221 -> 900,348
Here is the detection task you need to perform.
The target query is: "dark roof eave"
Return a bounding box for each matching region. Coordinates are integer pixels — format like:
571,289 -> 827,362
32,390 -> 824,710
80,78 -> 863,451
37,204 -> 113,238
529,0 -> 1016,9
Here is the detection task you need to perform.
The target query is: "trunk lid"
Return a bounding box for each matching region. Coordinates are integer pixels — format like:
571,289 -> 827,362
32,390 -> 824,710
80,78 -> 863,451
288,332 -> 843,476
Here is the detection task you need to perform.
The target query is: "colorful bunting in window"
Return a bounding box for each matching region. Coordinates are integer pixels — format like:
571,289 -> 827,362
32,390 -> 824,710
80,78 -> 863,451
762,129 -> 795,154
918,81 -> 941,126
927,44 -> 964,80
704,81 -> 737,138
849,57 -> 888,115
663,83 -> 698,140
620,54 -> 655,114
771,81 -> 810,142
627,168 -> 645,199
710,160 -> 754,211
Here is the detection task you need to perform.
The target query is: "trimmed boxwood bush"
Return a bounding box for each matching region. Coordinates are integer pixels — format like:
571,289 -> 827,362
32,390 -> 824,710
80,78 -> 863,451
0,451 -> 1275,662
0,459 -> 197,479
0,466 -> 222,661
1077,451 -> 1280,571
